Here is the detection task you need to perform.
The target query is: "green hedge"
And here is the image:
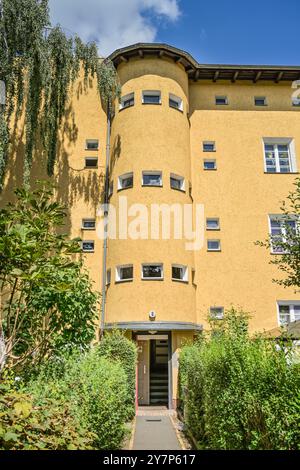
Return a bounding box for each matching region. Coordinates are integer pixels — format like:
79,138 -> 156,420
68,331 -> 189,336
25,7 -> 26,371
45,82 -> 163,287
179,308 -> 300,450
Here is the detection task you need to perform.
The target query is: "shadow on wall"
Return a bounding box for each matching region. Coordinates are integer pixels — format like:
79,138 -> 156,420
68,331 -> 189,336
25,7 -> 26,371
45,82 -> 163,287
110,134 -> 121,175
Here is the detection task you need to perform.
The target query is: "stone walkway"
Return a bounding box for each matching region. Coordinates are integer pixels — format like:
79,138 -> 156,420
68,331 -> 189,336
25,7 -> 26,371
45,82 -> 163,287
131,407 -> 183,450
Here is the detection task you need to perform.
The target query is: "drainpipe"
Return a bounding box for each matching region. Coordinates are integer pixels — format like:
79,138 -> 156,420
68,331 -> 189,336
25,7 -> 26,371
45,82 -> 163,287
100,101 -> 111,338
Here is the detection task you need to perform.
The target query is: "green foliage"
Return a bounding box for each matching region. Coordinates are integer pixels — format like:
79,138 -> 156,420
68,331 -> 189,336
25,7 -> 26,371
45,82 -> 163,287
179,308 -> 300,450
24,348 -> 129,449
256,177 -> 300,292
0,0 -> 120,186
0,182 -> 99,370
97,330 -> 137,418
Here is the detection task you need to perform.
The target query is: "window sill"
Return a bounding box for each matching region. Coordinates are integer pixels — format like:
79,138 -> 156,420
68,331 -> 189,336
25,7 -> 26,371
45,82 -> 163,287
115,279 -> 133,284
85,148 -> 99,151
264,172 -> 299,174
85,167 -> 98,170
207,249 -> 221,252
169,106 -> 184,113
117,186 -> 133,192
172,279 -> 189,284
119,105 -> 134,112
206,228 -> 220,231
170,187 -> 185,193
142,102 -> 162,105
142,184 -> 163,188
82,250 -> 95,253
81,227 -> 96,231
204,168 -> 217,171
142,278 -> 164,281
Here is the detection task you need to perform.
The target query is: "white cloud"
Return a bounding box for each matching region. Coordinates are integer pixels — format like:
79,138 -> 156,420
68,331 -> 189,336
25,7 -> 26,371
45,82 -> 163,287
48,0 -> 181,56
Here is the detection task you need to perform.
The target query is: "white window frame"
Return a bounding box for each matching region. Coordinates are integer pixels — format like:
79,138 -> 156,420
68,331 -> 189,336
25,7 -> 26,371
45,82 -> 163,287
82,240 -> 95,252
85,139 -> 99,150
207,239 -> 221,251
142,90 -> 161,105
206,218 -> 220,230
210,306 -> 224,320
171,264 -> 188,282
106,268 -> 111,286
268,214 -> 298,254
141,263 -> 164,280
254,96 -> 267,106
203,159 -> 217,170
82,218 -> 96,230
120,92 -> 134,110
142,171 -> 162,187
203,141 -> 216,152
118,172 -> 133,190
215,96 -> 228,105
263,138 -> 297,173
116,264 -> 134,282
170,173 -> 185,191
85,157 -> 98,168
169,93 -> 183,111
277,301 -> 300,326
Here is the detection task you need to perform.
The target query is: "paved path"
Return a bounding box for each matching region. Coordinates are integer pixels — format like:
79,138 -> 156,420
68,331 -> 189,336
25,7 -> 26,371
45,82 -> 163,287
132,410 -> 182,450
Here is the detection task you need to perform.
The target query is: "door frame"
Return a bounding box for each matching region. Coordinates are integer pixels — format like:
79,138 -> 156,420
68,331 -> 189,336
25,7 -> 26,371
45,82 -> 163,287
133,330 -> 172,409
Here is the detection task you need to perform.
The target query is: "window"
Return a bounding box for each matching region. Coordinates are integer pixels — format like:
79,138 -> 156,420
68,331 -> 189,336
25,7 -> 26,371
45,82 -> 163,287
269,215 -> 297,253
85,157 -> 98,168
142,171 -> 162,187
278,303 -> 300,325
263,139 -> 296,173
210,307 -> 224,320
204,159 -> 217,170
116,264 -> 133,282
108,181 -> 113,198
118,172 -> 133,190
82,240 -> 94,252
207,240 -> 221,251
85,139 -> 99,150
203,141 -> 216,152
292,95 -> 300,106
255,97 -> 267,106
169,93 -> 183,111
82,218 -> 96,230
172,264 -> 188,282
142,90 -> 161,105
106,269 -> 111,286
170,174 -> 185,191
120,92 -> 134,110
142,264 -> 163,280
206,218 -> 220,230
215,96 -> 228,105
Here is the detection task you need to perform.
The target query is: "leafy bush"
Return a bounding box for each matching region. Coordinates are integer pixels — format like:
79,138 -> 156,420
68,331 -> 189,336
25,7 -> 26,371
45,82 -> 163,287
179,308 -> 300,450
97,330 -> 137,418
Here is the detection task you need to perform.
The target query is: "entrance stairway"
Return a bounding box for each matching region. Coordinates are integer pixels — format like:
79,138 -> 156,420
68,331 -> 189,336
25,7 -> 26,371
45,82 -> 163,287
150,371 -> 168,405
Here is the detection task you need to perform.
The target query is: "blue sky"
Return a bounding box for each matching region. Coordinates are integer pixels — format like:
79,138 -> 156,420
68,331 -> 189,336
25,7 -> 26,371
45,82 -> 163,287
49,0 -> 300,65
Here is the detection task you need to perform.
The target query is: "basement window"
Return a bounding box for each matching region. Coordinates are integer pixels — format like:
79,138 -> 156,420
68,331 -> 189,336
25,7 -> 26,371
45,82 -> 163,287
210,307 -> 224,320
215,96 -> 228,105
142,264 -> 163,280
169,94 -> 183,111
85,139 -> 99,150
82,218 -> 96,230
142,90 -> 161,104
255,97 -> 267,106
85,157 -> 98,168
207,240 -> 221,251
206,218 -> 220,230
170,174 -> 185,191
142,171 -> 162,187
116,265 -> 133,282
203,159 -> 217,170
172,264 -> 188,282
120,92 -> 134,110
82,240 -> 95,252
203,141 -> 216,152
118,172 -> 133,190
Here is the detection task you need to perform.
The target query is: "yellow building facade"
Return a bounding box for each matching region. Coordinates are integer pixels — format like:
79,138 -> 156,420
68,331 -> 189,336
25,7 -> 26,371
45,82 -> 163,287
3,43 -> 300,408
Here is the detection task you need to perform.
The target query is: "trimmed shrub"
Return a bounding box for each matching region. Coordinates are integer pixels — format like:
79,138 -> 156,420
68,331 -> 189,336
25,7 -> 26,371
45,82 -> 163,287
97,330 -> 137,418
179,308 -> 300,450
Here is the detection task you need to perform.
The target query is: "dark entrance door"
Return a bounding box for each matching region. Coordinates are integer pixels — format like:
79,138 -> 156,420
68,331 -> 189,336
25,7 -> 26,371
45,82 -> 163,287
149,339 -> 169,405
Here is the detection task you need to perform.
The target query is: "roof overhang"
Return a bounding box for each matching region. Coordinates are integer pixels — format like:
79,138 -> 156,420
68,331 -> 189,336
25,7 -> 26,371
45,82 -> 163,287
104,321 -> 202,331
108,43 -> 300,83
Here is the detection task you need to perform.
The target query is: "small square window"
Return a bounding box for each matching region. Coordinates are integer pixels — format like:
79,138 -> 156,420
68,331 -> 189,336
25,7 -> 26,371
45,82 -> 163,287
82,218 -> 96,230
172,264 -> 188,282
210,307 -> 224,320
207,240 -> 221,251
106,269 -> 111,286
203,141 -> 216,152
255,97 -> 267,106
142,90 -> 161,104
169,94 -> 183,111
118,172 -> 133,190
85,139 -> 99,150
142,171 -> 162,187
170,174 -> 185,191
206,218 -> 220,230
204,159 -> 217,170
120,93 -> 134,110
85,157 -> 98,168
142,264 -> 163,280
82,240 -> 95,252
116,265 -> 133,282
215,96 -> 228,105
